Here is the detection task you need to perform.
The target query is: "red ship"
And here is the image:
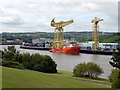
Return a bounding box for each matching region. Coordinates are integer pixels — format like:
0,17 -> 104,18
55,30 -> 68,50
49,41 -> 81,55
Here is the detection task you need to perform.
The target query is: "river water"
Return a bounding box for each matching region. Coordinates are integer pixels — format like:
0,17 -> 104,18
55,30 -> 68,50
0,45 -> 113,79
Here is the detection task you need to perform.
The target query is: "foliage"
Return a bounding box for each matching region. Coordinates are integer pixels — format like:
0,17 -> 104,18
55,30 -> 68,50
73,62 -> 103,79
2,46 -> 57,73
109,48 -> 120,69
27,54 -> 57,73
2,32 -> 120,43
14,52 -> 22,63
0,50 -> 2,59
1,60 -> 25,69
21,52 -> 31,66
86,62 -> 103,78
109,48 -> 120,89
73,63 -> 86,77
99,35 -> 119,43
76,37 -> 87,42
109,69 -> 120,88
2,46 -> 17,60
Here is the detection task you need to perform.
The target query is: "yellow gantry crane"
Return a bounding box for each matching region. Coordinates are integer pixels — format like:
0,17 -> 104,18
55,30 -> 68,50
91,17 -> 103,50
51,18 -> 74,49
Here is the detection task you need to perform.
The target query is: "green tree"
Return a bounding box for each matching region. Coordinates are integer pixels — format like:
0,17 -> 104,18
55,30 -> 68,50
109,48 -> 120,88
73,63 -> 86,77
14,52 -> 22,63
21,52 -> 31,67
26,54 -> 57,73
73,62 -> 103,79
109,48 -> 120,69
2,46 -> 16,60
86,62 -> 103,78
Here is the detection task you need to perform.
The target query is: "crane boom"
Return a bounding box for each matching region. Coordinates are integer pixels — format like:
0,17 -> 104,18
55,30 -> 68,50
51,18 -> 74,49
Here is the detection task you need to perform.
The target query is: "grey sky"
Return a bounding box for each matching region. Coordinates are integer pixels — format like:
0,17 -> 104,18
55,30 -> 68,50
0,0 -> 118,33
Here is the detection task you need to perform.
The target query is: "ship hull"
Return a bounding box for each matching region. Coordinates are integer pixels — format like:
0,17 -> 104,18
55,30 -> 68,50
49,46 -> 80,55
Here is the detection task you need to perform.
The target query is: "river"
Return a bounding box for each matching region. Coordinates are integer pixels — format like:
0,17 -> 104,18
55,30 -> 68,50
0,45 -> 113,79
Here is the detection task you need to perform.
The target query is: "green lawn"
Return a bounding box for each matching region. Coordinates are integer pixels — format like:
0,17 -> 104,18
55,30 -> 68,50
2,66 -> 111,88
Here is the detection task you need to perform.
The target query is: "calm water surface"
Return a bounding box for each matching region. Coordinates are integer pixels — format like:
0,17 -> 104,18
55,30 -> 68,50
1,45 -> 113,79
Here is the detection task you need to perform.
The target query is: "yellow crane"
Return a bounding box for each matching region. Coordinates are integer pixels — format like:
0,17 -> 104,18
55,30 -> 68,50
51,18 -> 74,49
91,17 -> 103,50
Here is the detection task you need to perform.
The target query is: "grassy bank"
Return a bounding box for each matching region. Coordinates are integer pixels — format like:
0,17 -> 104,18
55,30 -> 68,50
2,66 -> 111,88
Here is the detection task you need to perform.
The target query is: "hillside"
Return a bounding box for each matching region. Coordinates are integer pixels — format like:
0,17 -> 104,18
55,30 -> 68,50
2,66 -> 111,88
1,32 -> 119,43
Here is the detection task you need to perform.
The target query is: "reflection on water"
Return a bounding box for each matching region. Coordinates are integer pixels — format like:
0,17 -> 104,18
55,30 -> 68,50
1,45 -> 113,79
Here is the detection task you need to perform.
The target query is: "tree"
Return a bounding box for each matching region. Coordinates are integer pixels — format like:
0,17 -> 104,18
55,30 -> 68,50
86,62 -> 103,78
21,52 -> 31,66
2,46 -> 57,73
73,63 -> 86,77
109,48 -> 120,69
73,62 -> 103,79
14,52 -> 22,63
2,46 -> 17,60
26,54 -> 57,73
109,48 -> 120,88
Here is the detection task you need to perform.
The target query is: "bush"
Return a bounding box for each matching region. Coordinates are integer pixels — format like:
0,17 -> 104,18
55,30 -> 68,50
109,48 -> 120,88
73,62 -> 103,79
26,54 -> 57,73
1,60 -> 25,69
86,62 -> 103,78
2,46 -> 17,60
73,63 -> 86,77
21,52 -> 31,67
2,46 -> 57,73
109,69 -> 120,88
14,52 -> 22,63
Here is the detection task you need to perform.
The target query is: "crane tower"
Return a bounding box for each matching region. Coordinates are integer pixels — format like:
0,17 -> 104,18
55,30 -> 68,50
91,17 -> 103,50
51,18 -> 74,49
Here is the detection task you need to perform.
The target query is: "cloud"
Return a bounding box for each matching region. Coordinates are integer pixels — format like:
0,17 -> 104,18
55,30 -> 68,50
0,0 -> 118,33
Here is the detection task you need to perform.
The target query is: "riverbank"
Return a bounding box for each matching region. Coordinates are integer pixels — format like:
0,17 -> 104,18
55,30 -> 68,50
0,45 -> 112,79
2,66 -> 111,88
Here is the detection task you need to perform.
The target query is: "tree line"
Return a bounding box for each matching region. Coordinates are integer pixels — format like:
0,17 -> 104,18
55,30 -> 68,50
1,46 -> 57,73
1,32 -> 119,43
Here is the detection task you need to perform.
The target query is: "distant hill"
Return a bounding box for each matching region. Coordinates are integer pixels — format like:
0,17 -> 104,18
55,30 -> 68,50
1,32 -> 119,43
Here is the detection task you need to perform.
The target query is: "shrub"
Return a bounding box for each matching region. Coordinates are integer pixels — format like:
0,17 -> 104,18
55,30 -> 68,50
14,52 -> 22,63
26,54 -> 57,73
73,62 -> 103,79
0,50 -> 2,59
21,52 -> 31,67
109,69 -> 120,88
2,51 -> 15,60
73,63 -> 86,77
109,48 -> 120,88
2,46 -> 57,73
2,46 -> 17,60
1,60 -> 25,69
86,62 -> 103,78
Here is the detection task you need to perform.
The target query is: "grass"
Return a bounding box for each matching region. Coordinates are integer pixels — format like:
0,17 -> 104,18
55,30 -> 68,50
2,66 -> 111,88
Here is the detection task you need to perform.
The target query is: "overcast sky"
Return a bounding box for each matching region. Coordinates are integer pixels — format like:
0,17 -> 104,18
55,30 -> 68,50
0,0 -> 118,33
